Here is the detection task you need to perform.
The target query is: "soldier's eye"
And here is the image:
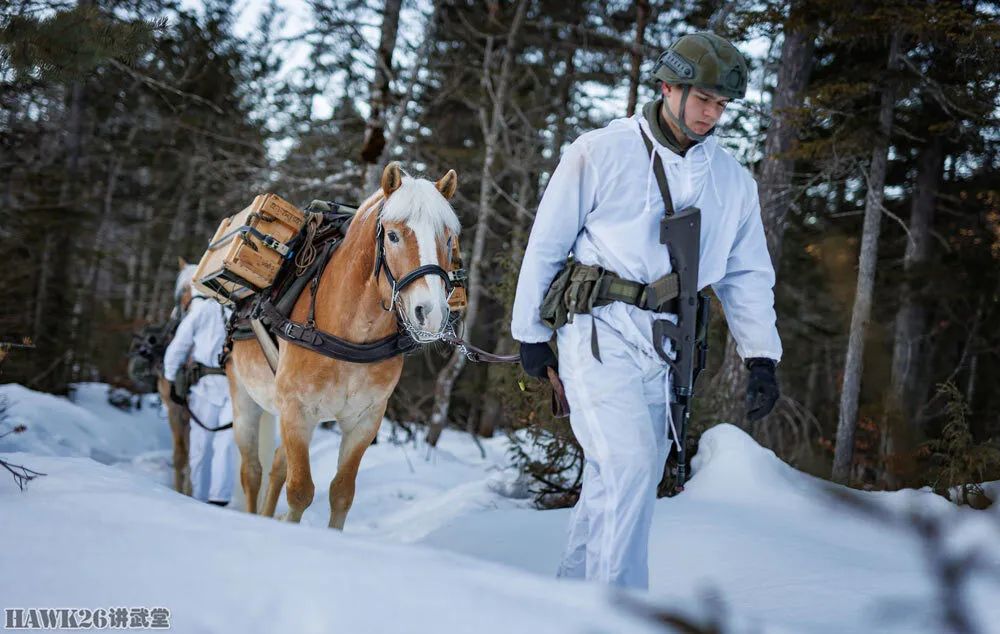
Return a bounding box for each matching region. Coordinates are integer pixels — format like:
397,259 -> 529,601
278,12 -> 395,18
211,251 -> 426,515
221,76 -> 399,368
388,231 -> 400,243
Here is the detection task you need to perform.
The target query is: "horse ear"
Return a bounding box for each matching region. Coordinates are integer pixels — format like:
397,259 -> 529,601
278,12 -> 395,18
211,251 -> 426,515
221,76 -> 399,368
381,162 -> 403,198
436,169 -> 458,200
177,257 -> 188,270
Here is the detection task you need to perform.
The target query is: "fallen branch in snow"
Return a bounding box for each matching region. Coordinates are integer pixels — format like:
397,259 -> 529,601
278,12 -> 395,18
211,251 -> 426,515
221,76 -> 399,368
0,395 -> 47,491
1,458 -> 46,491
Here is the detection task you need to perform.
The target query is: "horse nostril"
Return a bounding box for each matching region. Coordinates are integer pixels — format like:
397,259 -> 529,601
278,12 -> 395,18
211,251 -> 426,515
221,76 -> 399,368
415,304 -> 427,325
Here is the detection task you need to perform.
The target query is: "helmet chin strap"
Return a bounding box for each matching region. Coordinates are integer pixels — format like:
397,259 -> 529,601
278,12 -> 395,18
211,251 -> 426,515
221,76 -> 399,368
662,85 -> 715,143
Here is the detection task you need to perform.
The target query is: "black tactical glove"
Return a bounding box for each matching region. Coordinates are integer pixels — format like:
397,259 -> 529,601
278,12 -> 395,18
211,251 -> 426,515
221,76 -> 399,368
519,341 -> 558,379
168,381 -> 186,406
745,358 -> 779,422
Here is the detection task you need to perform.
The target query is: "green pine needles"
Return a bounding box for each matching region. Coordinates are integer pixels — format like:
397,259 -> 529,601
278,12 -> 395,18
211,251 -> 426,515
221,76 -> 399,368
923,382 -> 1000,508
0,6 -> 163,81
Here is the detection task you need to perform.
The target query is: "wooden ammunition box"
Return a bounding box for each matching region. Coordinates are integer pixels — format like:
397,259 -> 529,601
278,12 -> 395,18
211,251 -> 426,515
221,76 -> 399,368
192,194 -> 306,305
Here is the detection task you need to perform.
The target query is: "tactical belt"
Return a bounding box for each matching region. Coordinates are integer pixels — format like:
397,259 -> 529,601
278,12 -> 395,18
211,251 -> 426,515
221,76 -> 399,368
542,262 -> 680,360
196,364 -> 226,377
591,268 -> 680,314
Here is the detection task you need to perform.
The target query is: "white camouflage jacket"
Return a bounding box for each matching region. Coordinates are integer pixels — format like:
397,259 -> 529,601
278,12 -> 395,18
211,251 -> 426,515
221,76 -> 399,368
511,112 -> 782,364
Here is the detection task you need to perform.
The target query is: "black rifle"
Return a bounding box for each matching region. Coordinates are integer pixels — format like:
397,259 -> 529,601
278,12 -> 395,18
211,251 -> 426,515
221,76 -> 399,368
652,207 -> 711,494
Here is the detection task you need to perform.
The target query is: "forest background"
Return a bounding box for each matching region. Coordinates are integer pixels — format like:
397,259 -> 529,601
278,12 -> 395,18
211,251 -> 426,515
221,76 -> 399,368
2,0 -> 999,502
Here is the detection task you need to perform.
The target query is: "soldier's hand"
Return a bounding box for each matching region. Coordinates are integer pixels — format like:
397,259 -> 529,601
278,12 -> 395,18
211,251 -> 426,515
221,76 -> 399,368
519,341 -> 558,379
745,358 -> 779,421
168,382 -> 185,406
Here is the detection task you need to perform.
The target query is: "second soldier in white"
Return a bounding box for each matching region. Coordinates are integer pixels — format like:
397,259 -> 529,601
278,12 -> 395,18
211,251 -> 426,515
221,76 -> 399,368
164,268 -> 237,506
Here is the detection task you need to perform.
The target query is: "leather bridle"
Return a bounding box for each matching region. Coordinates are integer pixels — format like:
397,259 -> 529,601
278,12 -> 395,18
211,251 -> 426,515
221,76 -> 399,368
372,214 -> 455,313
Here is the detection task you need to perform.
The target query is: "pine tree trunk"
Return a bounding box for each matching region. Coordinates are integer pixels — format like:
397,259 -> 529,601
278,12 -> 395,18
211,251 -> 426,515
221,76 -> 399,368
710,9 -> 815,425
478,174 -> 533,437
625,0 -> 650,117
426,0 -> 528,447
361,0 -> 403,194
477,39 -> 576,439
887,136 -> 944,424
74,124 -> 135,374
146,164 -> 196,322
135,204 -> 154,318
384,1 -> 440,160
32,233 -> 54,345
832,32 -> 901,485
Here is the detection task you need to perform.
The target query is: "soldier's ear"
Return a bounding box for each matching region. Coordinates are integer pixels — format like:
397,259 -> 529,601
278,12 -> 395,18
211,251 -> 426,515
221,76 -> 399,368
177,257 -> 188,270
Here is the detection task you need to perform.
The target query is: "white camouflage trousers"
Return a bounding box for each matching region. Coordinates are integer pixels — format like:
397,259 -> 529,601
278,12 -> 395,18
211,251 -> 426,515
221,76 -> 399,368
555,315 -> 673,590
187,375 -> 237,504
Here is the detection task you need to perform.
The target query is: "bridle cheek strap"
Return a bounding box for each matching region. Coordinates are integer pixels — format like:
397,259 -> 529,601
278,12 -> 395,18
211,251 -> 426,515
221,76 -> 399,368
374,220 -> 454,311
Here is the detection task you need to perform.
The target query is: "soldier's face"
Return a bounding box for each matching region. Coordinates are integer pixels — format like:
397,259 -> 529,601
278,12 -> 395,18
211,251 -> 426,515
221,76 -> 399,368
663,84 -> 730,136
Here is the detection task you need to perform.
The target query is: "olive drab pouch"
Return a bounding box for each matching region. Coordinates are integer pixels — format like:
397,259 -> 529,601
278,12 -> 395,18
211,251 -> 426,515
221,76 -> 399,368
173,363 -> 195,404
564,264 -> 605,320
539,262 -> 574,330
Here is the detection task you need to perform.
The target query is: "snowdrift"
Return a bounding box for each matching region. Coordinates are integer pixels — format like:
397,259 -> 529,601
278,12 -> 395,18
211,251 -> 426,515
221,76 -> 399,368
2,453 -> 659,634
0,383 -> 170,465
3,383 -> 1000,633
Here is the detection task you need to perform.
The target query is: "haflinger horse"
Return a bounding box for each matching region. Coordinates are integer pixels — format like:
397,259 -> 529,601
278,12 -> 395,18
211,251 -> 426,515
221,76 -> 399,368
158,259 -> 196,496
226,163 -> 461,528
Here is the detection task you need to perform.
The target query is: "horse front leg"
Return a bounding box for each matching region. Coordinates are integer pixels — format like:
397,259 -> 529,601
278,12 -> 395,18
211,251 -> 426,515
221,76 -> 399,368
159,377 -> 191,495
261,444 -> 287,518
230,373 -> 265,514
168,407 -> 191,496
328,406 -> 383,530
279,400 -> 316,523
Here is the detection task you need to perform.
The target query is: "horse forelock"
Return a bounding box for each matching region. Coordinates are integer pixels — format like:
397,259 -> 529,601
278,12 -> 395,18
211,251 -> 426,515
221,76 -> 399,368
374,177 -> 461,238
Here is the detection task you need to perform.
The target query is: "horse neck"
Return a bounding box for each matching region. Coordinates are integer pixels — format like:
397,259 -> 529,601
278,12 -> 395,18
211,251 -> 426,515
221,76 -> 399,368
310,200 -> 397,341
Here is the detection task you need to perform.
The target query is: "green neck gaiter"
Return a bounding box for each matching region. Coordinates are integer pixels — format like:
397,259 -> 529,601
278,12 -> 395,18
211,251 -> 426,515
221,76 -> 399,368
642,98 -> 690,157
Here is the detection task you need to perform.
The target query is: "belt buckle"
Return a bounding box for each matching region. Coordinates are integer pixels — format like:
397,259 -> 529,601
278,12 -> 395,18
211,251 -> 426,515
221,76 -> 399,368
637,286 -> 650,310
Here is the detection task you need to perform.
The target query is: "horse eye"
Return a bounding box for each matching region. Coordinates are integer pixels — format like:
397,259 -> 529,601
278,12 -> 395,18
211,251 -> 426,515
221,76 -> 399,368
388,231 -> 400,243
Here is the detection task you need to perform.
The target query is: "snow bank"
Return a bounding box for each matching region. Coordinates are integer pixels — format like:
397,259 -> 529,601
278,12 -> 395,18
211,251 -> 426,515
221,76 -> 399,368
3,386 -> 1000,634
0,383 -> 171,464
1,452 -> 658,634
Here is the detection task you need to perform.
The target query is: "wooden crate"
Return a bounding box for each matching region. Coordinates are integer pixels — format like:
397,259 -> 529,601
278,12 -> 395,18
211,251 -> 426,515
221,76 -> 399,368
193,194 -> 306,305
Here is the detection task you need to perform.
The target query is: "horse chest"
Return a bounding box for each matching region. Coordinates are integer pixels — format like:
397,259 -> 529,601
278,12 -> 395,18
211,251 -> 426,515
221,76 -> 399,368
287,361 -> 401,422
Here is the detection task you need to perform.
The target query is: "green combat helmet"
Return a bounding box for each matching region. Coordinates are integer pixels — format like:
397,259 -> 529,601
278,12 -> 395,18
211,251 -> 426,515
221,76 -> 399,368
651,31 -> 748,141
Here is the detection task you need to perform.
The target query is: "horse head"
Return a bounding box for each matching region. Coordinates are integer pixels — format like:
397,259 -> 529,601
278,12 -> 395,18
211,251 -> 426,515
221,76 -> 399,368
374,162 -> 461,342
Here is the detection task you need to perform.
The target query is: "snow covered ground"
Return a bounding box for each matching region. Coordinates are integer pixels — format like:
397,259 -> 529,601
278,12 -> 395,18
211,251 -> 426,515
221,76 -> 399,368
3,382 -> 1000,633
